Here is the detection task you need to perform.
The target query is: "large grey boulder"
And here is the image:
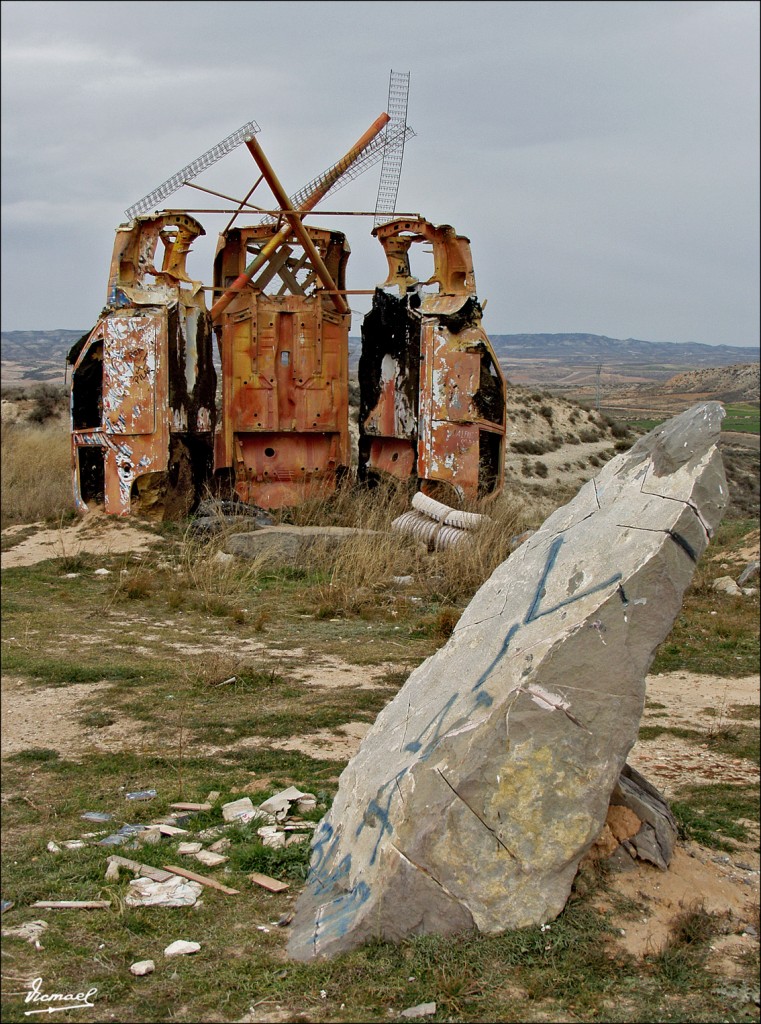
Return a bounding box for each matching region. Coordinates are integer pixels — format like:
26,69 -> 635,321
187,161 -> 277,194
287,403 -> 728,961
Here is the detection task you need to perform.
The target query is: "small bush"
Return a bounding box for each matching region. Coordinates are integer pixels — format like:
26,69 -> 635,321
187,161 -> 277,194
1,420 -> 73,526
27,383 -> 68,424
578,428 -> 601,443
610,421 -> 632,439
539,405 -> 554,422
534,461 -> 549,478
511,439 -> 551,455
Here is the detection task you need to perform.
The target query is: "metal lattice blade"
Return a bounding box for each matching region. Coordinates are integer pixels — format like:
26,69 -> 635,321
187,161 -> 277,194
125,120 -> 261,220
259,120 -> 415,225
374,70 -> 411,227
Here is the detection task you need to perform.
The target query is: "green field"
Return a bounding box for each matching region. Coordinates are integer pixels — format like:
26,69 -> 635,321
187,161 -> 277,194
621,402 -> 759,435
722,402 -> 761,433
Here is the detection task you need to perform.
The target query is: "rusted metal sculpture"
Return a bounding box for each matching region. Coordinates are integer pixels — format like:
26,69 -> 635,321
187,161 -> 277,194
358,218 -> 506,502
212,222 -> 351,508
68,212 -> 216,517
210,118 -> 390,509
68,96 -> 505,519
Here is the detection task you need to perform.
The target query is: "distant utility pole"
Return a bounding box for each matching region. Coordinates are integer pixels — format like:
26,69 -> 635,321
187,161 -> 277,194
595,363 -> 602,412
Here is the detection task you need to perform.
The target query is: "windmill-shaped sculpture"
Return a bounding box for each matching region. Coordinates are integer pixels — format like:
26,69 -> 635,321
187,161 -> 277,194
68,82 -> 415,516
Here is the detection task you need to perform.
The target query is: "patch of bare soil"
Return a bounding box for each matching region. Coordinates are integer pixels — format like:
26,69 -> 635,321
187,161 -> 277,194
597,843 -> 759,960
0,508 -> 162,569
0,676 -> 148,758
219,722 -> 372,763
605,670 -> 760,959
629,672 -> 760,796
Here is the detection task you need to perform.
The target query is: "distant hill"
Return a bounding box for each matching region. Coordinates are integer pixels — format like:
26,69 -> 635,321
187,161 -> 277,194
1,330 -> 86,385
659,364 -> 760,402
1,330 -> 86,364
2,329 -> 757,388
490,333 -> 758,366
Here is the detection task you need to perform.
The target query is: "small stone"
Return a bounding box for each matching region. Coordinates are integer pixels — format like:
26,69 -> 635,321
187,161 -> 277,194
104,862 -> 120,882
221,797 -> 256,822
208,838 -> 231,853
93,568 -> 111,576
130,959 -> 155,976
195,849 -> 228,867
177,842 -> 203,855
46,841 -> 61,854
400,1003 -> 437,1019
164,940 -> 201,957
712,575 -> 742,596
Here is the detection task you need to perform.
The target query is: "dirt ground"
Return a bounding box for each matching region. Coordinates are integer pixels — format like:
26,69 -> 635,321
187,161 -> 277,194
2,514 -> 759,974
1,508 -> 162,569
2,660 -> 758,963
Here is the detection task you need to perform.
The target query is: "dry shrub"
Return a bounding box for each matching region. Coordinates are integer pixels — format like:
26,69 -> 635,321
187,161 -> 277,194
296,484 -> 531,615
1,418 -> 72,526
281,476 -> 412,531
175,523 -> 266,612
423,495 -> 529,604
307,526 -> 426,617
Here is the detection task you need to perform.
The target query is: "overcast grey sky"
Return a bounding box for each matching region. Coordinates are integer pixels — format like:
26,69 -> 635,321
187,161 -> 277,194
2,0 -> 758,347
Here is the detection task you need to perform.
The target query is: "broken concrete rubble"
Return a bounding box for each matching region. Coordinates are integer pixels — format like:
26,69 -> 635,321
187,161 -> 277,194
125,877 -> 203,908
287,403 -> 728,961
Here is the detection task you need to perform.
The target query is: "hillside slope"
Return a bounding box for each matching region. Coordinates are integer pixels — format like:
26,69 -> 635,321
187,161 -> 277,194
659,363 -> 759,401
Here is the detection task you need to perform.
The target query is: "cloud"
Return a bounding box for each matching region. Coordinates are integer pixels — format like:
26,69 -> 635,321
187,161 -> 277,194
1,0 -> 758,346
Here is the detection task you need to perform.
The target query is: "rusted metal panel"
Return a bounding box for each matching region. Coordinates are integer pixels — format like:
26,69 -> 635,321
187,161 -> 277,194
213,224 -> 351,508
69,213 -> 216,517
358,217 -> 506,501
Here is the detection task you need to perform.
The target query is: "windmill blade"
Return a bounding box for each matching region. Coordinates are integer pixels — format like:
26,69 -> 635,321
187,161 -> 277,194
125,120 -> 261,220
374,70 -> 411,227
259,120 -> 415,225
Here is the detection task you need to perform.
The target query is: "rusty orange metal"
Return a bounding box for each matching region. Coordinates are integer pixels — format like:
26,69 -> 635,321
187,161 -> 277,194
212,223 -> 351,508
68,213 -> 216,517
358,217 -> 506,502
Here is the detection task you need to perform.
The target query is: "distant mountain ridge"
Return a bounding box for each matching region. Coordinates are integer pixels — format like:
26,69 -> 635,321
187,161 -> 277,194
2,330 -> 85,363
2,329 -> 757,386
489,333 -> 758,367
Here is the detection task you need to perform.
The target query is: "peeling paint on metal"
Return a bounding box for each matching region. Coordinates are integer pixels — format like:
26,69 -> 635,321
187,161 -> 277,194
69,213 -> 216,517
359,217 -> 506,500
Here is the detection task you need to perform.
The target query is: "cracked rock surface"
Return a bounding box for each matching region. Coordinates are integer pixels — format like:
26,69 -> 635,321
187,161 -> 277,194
287,403 -> 729,961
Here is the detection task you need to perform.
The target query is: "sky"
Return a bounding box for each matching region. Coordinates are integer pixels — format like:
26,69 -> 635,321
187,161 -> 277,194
1,0 -> 759,347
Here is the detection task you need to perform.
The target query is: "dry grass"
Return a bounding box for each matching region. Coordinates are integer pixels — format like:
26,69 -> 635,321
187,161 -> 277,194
0,417 -> 72,527
297,486 -> 530,615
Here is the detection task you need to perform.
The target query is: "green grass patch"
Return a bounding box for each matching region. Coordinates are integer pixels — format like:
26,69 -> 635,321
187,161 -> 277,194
722,402 -> 760,434
638,723 -> 759,763
671,782 -> 760,850
652,595 -> 759,677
